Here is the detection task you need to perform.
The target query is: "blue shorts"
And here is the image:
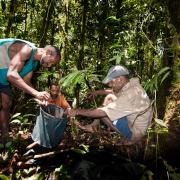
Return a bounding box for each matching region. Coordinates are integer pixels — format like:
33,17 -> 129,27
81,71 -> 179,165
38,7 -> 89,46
0,84 -> 11,96
113,117 -> 132,140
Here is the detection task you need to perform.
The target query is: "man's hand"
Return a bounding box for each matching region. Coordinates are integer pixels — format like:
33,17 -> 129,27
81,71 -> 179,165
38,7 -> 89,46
34,98 -> 49,106
87,91 -> 96,99
66,109 -> 77,117
35,91 -> 50,101
87,91 -> 97,99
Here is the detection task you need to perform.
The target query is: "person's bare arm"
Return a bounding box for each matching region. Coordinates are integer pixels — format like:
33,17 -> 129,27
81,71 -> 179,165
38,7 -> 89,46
23,71 -> 33,86
68,108 -> 107,118
89,89 -> 113,96
7,44 -> 49,100
88,89 -> 113,99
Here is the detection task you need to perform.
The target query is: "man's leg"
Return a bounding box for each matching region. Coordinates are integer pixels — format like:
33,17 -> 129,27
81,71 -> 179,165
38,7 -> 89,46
101,117 -> 119,133
101,117 -> 133,145
77,119 -> 100,133
112,117 -> 132,140
0,92 -> 10,142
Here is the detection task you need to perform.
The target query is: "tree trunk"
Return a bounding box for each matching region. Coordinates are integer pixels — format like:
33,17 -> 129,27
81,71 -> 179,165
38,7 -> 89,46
96,0 -> 109,73
23,0 -> 28,38
39,0 -> 55,47
168,0 -> 180,33
77,0 -> 88,70
5,0 -> 16,37
75,0 -> 88,107
156,0 -> 179,119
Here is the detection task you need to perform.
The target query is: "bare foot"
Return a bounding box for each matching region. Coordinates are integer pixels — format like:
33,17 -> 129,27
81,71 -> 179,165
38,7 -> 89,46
78,124 -> 94,133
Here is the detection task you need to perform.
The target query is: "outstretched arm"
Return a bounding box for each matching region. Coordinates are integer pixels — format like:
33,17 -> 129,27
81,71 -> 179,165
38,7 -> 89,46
88,89 -> 113,99
7,44 -> 49,100
94,89 -> 113,95
68,108 -> 107,118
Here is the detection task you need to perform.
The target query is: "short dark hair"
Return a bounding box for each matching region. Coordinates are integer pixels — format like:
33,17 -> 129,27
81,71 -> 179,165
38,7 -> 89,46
45,45 -> 60,57
49,81 -> 59,88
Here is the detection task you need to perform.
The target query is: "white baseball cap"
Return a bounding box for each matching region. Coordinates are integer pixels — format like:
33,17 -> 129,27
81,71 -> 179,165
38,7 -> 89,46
102,65 -> 129,84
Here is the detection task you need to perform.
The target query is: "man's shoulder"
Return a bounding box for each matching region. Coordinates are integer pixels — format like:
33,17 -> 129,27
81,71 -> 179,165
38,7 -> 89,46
15,39 -> 35,45
129,78 -> 140,85
10,39 -> 37,51
120,78 -> 145,97
128,78 -> 144,90
120,78 -> 139,92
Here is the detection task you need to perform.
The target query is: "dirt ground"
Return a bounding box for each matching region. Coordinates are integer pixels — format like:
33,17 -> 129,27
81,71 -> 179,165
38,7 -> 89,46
0,86 -> 179,179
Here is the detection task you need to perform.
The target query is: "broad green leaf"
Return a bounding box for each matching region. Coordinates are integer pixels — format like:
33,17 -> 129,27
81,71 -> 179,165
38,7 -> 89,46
36,172 -> 46,180
116,54 -> 121,64
23,114 -> 36,118
11,113 -> 21,119
55,165 -> 63,172
10,119 -> 21,124
5,142 -> 12,148
60,70 -> 87,87
160,71 -> 171,85
107,16 -> 119,21
22,118 -> 29,124
109,56 -> 116,62
80,144 -> 89,153
157,67 -> 170,76
71,148 -> 87,154
0,174 -> 9,180
154,118 -> 168,128
154,76 -> 158,90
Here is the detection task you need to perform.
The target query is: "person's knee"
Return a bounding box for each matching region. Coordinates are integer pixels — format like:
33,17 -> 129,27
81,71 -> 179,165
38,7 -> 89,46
103,94 -> 117,106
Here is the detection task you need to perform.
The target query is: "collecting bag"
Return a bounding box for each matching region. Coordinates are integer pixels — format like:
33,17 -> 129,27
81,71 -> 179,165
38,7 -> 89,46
32,104 -> 68,148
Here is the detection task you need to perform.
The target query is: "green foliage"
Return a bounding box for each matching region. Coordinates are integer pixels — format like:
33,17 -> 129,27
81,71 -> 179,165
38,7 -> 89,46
0,0 -> 179,179
59,69 -> 101,94
0,174 -> 9,180
143,67 -> 171,94
10,112 -> 35,130
36,172 -> 46,180
140,170 -> 154,180
154,118 -> 168,128
71,144 -> 89,155
0,0 -> 177,114
0,140 -> 16,160
162,159 -> 180,180
54,165 -> 72,180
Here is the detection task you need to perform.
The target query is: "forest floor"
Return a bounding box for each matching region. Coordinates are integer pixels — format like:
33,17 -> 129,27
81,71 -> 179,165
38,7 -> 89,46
0,86 -> 179,179
0,115 -> 180,179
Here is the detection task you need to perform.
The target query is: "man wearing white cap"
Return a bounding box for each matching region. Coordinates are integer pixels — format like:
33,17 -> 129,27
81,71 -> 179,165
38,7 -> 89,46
68,65 -> 153,143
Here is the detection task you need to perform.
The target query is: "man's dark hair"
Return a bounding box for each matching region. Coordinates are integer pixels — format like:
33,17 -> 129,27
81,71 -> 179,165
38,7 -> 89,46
49,81 -> 59,88
45,45 -> 60,57
49,81 -> 65,93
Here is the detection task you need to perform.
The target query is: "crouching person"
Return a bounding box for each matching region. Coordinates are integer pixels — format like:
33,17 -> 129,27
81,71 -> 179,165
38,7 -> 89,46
35,81 -> 72,122
67,65 -> 153,144
30,81 -> 71,149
